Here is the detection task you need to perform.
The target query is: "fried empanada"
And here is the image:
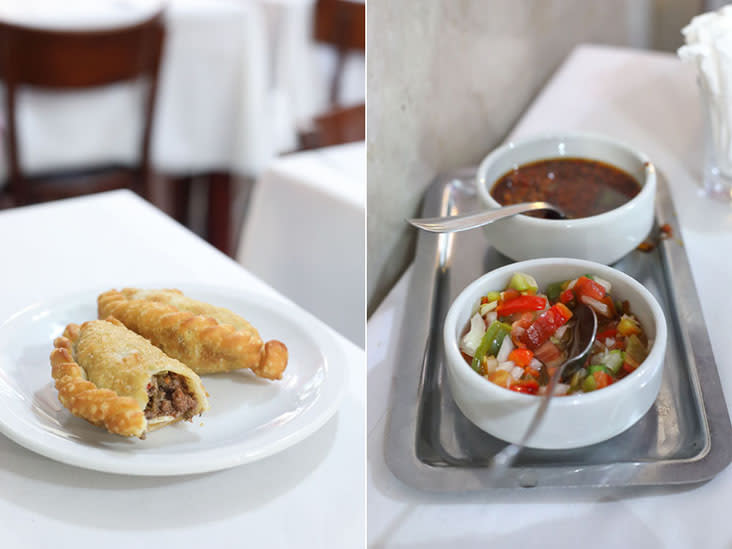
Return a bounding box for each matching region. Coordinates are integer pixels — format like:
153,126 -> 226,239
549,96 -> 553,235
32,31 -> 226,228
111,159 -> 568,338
50,318 -> 209,438
97,288 -> 288,380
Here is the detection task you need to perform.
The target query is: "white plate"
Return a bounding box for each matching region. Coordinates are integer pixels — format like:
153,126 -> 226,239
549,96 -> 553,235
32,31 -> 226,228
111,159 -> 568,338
0,285 -> 348,476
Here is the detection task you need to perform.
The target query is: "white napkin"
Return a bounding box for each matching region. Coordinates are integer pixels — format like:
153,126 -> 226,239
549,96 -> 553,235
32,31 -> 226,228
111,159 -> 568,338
679,5 -> 732,176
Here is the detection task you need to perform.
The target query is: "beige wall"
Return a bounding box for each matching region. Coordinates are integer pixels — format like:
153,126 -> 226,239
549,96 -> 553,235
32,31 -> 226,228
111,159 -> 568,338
366,0 -> 698,314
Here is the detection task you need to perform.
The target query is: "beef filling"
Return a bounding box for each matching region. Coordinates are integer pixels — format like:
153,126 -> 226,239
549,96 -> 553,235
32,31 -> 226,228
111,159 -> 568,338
145,372 -> 198,420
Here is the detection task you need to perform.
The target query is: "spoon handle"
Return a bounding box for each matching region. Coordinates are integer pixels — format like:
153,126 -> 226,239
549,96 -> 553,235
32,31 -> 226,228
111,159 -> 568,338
490,306 -> 597,471
407,202 -> 562,233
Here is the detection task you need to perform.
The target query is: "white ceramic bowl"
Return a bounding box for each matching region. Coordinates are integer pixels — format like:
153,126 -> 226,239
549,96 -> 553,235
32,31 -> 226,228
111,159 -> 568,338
475,132 -> 656,265
443,258 -> 667,449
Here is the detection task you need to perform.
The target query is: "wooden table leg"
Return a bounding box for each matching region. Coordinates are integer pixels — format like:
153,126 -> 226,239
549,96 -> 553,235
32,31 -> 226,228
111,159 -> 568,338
206,171 -> 232,256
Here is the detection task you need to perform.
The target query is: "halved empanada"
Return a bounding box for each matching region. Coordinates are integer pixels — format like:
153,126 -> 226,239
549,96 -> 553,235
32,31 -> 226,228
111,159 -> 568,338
50,318 -> 209,438
97,288 -> 288,380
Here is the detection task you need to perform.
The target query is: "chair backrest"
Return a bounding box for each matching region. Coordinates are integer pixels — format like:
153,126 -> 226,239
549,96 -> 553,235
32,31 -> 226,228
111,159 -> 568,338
0,13 -> 165,202
313,0 -> 365,105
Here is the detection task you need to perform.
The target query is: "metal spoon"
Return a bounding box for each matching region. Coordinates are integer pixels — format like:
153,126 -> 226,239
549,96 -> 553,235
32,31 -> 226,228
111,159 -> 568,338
407,201 -> 566,233
489,304 -> 598,471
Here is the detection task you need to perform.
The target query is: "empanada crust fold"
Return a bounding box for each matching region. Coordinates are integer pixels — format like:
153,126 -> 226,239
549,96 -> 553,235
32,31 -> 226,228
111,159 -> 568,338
50,319 -> 209,438
98,289 -> 288,380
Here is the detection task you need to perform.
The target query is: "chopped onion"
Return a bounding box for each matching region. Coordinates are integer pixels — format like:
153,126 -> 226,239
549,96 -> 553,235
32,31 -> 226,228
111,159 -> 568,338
510,366 -> 524,380
459,313 -> 485,356
529,358 -> 543,369
483,311 -> 498,325
484,356 -> 499,374
479,300 -> 498,315
554,324 -> 568,340
567,278 -> 578,290
553,383 -> 570,396
593,277 -> 612,293
496,334 -> 514,363
605,337 -> 615,348
580,295 -> 610,317
497,361 -> 515,372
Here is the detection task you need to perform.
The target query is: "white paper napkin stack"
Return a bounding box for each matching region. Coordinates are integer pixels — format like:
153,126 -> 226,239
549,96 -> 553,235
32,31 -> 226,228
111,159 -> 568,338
679,5 -> 732,176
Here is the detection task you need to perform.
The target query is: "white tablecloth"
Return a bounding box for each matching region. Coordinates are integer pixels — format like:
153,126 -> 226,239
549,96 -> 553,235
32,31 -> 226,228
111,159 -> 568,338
0,0 -> 331,180
0,191 -> 365,548
368,45 -> 732,548
236,141 -> 365,347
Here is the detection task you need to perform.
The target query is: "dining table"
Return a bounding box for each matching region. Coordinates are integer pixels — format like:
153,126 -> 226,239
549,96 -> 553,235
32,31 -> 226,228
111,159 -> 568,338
236,141 -> 365,348
367,44 -> 732,548
0,190 -> 365,548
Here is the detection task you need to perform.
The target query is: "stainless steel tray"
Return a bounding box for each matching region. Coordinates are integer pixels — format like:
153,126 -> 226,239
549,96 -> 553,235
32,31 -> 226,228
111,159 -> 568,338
385,169 -> 732,490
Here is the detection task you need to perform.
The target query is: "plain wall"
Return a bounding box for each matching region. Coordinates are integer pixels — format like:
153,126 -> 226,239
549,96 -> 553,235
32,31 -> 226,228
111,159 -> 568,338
366,0 -> 698,314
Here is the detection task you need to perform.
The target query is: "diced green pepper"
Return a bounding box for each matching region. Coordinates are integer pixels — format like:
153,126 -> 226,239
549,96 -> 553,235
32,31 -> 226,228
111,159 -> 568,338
588,365 -> 611,376
471,321 -> 512,371
508,272 -> 538,293
583,273 -> 596,280
485,291 -> 500,302
582,374 -> 598,392
602,350 -> 624,374
545,281 -> 565,302
567,369 -> 586,393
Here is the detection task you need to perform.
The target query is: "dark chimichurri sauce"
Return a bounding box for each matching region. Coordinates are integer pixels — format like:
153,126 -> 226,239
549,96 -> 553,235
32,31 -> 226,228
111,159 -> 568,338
490,158 -> 641,219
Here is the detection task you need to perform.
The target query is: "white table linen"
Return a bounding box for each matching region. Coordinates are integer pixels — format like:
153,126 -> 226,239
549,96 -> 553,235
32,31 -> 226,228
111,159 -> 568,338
0,0 -> 273,180
368,44 -> 732,548
0,190 -> 365,548
236,141 -> 365,347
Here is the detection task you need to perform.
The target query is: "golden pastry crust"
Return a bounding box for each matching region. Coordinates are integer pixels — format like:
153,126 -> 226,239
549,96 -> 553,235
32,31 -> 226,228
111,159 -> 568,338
97,288 -> 288,379
50,319 -> 209,438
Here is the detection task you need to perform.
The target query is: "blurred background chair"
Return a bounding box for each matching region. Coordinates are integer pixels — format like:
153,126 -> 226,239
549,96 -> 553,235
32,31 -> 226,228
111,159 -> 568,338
0,13 -> 164,207
298,0 -> 365,150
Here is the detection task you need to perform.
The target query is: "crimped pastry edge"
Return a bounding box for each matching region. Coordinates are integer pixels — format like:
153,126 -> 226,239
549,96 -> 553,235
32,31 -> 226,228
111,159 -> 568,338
50,319 -> 203,438
98,288 -> 289,379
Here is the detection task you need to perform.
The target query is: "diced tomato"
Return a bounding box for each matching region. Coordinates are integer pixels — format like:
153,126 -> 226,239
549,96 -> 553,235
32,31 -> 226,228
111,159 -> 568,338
559,289 -> 574,304
524,366 -> 540,378
496,295 -> 546,316
520,304 -> 573,350
480,296 -> 489,305
533,340 -> 562,367
522,304 -> 572,349
509,378 -> 539,394
593,370 -> 613,389
574,276 -> 606,301
507,348 -> 534,367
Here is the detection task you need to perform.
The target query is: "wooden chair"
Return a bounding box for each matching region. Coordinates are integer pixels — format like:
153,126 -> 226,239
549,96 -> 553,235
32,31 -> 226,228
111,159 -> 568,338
299,0 -> 365,149
0,14 -> 165,207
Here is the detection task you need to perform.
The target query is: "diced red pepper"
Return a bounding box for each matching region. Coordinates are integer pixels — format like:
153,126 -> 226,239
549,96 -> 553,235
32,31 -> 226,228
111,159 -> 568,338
596,327 -> 618,341
574,276 -> 606,301
496,295 -> 546,316
500,289 -> 520,302
509,378 -> 539,394
520,304 -> 573,350
507,348 -> 534,367
559,289 -> 574,304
